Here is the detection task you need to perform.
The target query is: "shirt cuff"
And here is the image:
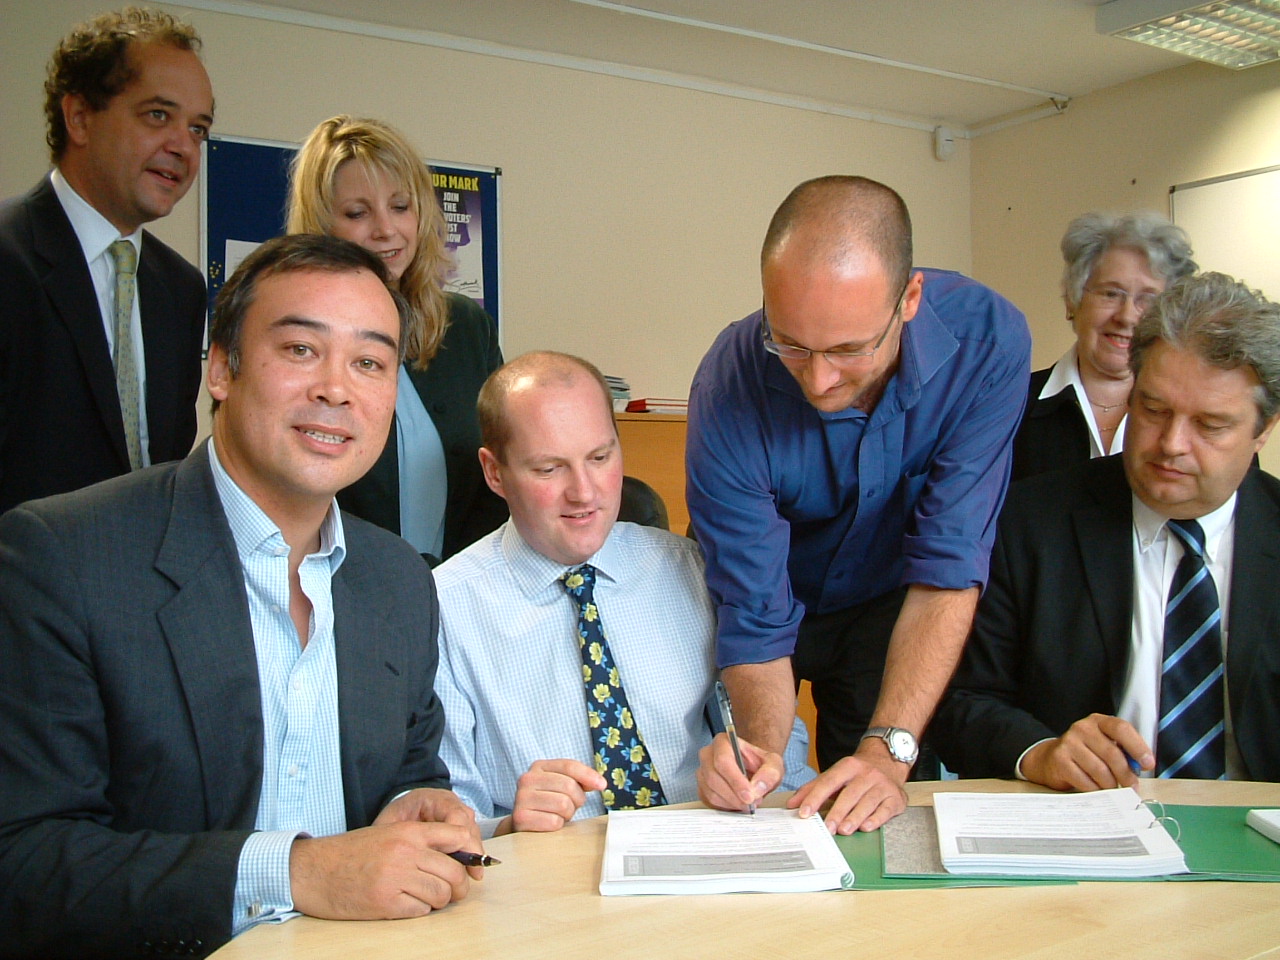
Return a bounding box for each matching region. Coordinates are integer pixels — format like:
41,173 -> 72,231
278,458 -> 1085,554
232,830 -> 305,936
1014,738 -> 1054,781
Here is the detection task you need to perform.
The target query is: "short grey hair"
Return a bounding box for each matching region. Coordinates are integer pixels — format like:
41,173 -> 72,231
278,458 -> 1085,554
1130,272 -> 1280,434
1061,212 -> 1196,311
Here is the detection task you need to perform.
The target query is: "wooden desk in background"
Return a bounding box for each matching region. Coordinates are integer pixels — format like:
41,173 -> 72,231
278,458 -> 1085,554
212,779 -> 1280,960
615,412 -> 689,535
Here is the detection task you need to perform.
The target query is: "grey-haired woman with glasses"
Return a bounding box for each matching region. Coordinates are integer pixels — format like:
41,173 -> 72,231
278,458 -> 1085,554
1011,212 -> 1196,482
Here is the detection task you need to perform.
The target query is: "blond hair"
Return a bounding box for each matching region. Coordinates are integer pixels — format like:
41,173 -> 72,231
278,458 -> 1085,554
287,115 -> 453,367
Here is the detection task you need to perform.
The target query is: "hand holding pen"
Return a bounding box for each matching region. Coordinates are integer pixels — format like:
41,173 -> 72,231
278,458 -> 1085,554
715,681 -> 756,815
698,681 -> 785,815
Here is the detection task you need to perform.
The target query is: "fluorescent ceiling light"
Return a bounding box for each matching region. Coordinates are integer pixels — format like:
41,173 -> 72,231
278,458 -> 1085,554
1097,0 -> 1280,68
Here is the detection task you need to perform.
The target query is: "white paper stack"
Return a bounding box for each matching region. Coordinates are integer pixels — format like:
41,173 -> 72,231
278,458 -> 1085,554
599,807 -> 854,895
932,787 -> 1188,878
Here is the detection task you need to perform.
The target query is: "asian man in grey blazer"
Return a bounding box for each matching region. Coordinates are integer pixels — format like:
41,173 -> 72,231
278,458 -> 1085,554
0,235 -> 485,960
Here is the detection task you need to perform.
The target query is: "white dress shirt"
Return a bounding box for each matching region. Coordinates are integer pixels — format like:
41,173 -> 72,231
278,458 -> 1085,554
1039,345 -> 1125,460
1124,493 -> 1243,778
50,168 -> 152,464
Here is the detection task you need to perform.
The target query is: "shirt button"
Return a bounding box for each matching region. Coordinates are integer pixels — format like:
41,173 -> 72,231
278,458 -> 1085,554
270,604 -> 282,614
288,764 -> 300,778
291,678 -> 302,691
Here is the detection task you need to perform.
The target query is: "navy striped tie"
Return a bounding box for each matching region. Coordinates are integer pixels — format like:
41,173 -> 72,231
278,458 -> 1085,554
1157,518 -> 1226,779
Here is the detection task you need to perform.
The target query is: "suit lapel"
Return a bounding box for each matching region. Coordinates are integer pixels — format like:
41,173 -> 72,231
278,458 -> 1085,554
1072,456 -> 1135,708
153,446 -> 264,829
27,177 -> 130,470
1226,471 -> 1280,778
137,236 -> 182,460
333,543 -> 409,826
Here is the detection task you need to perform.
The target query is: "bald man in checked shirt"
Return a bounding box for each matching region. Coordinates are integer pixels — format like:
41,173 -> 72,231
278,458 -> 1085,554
432,351 -> 812,836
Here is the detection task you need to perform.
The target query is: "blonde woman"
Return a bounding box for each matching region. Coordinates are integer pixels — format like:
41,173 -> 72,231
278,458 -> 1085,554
288,115 -> 505,562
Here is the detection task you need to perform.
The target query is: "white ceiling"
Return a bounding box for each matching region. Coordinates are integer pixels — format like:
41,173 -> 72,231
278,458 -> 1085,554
213,0 -> 1196,133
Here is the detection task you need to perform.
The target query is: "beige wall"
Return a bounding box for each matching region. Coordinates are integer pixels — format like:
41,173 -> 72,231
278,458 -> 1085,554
971,57 -> 1280,472
972,58 -> 1280,366
3,0 -> 971,404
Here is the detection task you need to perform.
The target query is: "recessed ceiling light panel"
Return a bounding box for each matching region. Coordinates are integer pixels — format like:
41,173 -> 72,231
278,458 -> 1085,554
1098,0 -> 1280,68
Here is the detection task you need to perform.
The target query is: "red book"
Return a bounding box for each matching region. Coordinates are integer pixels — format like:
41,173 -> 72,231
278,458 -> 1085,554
625,398 -> 689,414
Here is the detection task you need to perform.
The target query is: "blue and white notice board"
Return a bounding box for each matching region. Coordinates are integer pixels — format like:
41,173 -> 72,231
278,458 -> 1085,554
200,134 -> 501,328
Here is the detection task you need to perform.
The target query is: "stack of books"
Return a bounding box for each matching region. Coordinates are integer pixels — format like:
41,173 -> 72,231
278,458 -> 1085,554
605,375 -> 631,412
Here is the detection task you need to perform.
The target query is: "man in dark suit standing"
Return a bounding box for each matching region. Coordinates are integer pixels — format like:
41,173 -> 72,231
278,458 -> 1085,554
0,234 -> 485,960
933,271 -> 1280,788
0,8 -> 213,514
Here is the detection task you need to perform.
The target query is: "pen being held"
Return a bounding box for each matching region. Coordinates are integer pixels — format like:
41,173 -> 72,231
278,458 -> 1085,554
715,681 -> 756,815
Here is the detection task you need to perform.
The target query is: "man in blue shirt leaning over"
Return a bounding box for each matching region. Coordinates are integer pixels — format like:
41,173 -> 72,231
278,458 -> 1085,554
692,175 -> 1030,834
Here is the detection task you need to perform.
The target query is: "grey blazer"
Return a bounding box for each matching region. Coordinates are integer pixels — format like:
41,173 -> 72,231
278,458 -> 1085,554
0,444 -> 450,959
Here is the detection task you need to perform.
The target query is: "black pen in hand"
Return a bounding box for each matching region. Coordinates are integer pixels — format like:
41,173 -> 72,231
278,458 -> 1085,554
715,680 -> 756,815
449,851 -> 501,867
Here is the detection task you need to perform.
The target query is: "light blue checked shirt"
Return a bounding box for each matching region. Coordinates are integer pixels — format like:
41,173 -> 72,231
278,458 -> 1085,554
434,521 -> 813,836
207,441 -> 348,935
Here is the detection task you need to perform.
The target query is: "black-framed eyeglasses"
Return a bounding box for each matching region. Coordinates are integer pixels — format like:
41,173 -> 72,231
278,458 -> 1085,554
760,281 -> 908,367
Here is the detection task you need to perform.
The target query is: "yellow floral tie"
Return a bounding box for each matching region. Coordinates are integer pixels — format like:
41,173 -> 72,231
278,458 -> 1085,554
560,564 -> 666,810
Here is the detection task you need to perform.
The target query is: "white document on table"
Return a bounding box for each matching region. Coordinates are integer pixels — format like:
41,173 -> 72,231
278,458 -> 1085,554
933,787 -> 1188,878
599,807 -> 854,895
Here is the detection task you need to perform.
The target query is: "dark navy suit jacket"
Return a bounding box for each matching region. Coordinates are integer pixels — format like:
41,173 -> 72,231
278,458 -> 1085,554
0,175 -> 206,514
933,455 -> 1280,782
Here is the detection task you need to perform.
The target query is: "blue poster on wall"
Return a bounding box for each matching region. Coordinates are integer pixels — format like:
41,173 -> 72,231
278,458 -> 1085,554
201,134 -> 501,332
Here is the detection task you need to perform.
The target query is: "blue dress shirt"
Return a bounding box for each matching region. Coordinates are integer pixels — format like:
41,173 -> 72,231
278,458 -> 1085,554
208,441 -> 348,934
433,521 -> 813,836
687,268 -> 1030,668
395,363 -> 448,558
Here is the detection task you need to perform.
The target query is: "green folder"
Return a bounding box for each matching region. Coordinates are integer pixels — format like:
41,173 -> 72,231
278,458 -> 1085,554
1163,804 -> 1280,881
867,803 -> 1280,886
834,808 -> 1070,890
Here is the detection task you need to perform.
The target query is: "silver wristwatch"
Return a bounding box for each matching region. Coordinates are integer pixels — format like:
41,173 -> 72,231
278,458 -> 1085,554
861,726 -> 919,765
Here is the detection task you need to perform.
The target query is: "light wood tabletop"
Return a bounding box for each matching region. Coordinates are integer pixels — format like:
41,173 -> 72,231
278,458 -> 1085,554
212,779 -> 1280,960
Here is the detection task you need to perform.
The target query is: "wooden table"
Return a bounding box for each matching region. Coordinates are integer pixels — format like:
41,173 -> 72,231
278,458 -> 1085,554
212,780 -> 1280,960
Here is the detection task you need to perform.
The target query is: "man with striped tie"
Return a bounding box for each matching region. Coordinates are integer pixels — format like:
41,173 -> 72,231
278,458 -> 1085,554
932,271 -> 1280,788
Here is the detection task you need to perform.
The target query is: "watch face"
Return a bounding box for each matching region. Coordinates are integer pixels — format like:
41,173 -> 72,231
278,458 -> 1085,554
888,729 -> 916,760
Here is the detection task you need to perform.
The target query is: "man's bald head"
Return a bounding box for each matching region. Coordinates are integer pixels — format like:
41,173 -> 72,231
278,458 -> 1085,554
477,351 -> 615,464
761,176 -> 913,298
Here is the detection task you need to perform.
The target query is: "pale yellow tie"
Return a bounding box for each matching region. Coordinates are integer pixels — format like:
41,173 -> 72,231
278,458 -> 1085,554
108,240 -> 143,470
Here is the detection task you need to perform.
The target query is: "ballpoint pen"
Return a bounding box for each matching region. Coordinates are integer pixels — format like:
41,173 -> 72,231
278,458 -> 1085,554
714,680 -> 756,815
449,851 -> 501,867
